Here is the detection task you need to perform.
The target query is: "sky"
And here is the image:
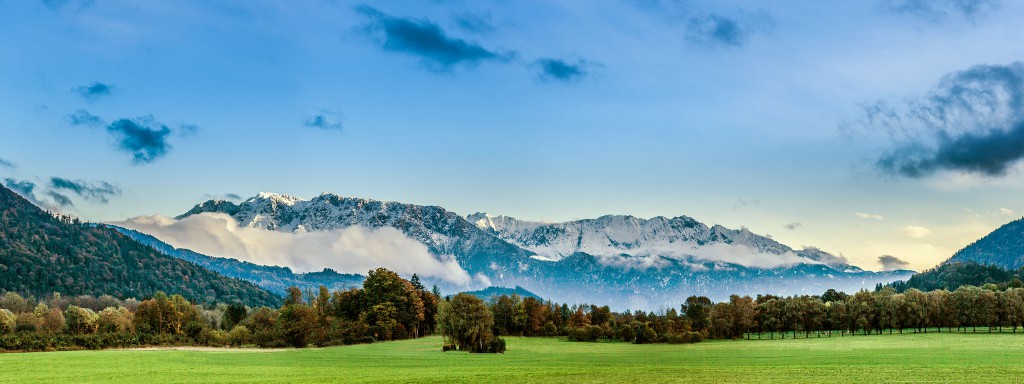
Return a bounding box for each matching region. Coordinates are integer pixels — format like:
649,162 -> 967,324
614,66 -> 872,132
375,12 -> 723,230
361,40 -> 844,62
2,0 -> 1024,272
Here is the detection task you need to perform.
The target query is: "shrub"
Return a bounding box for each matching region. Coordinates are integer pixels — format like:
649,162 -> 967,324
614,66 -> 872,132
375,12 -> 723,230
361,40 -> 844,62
634,322 -> 657,344
205,329 -> 230,346
63,305 -> 99,335
228,325 -> 252,346
567,325 -> 606,342
0,309 -> 16,335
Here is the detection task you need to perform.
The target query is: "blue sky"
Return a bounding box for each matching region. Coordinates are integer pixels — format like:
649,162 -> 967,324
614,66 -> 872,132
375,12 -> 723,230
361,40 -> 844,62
2,0 -> 1024,271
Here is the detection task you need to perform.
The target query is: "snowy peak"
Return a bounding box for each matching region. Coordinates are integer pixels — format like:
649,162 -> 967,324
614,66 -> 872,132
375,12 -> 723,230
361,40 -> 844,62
177,193 -> 534,268
465,212 -> 849,268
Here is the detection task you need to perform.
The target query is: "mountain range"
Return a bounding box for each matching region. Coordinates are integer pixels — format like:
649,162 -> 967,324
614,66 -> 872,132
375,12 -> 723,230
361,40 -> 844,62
158,192 -> 914,309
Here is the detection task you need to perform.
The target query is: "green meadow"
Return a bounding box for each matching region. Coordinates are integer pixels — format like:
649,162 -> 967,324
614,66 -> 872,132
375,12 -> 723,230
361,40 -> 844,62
2,333 -> 1023,383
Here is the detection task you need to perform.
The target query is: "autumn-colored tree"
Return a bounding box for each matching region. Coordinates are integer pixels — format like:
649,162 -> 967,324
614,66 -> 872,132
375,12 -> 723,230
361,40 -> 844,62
437,293 -> 503,353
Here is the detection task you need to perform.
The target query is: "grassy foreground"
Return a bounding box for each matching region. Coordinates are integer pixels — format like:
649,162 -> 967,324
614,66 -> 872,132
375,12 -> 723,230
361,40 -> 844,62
2,333 -> 1024,383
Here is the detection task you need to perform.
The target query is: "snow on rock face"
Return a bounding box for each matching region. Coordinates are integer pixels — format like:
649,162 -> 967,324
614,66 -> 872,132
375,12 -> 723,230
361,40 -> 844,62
465,212 -> 848,268
177,194 -> 535,271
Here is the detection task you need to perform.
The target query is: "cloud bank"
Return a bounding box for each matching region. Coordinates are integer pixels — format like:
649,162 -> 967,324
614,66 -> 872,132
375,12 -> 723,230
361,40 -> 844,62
355,5 -> 513,71
854,62 -> 1024,178
113,213 -> 472,285
570,242 -> 825,271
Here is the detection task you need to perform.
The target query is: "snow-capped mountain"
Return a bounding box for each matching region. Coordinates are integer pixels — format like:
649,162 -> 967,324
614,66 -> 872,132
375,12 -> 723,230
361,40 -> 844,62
466,213 -> 855,270
177,192 -> 536,274
171,192 -> 913,309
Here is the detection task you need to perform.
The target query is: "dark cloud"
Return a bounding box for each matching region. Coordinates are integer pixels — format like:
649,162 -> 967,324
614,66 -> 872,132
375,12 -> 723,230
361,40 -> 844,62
3,178 -> 73,211
878,255 -> 911,271
0,158 -> 15,169
3,178 -> 37,199
46,190 -> 74,208
106,116 -> 173,164
72,82 -> 114,101
225,193 -> 242,201
355,5 -> 514,71
783,222 -> 802,231
69,111 -> 189,164
49,177 -> 121,204
303,109 -> 344,131
686,13 -> 747,47
882,0 -> 1000,22
66,109 -> 104,127
534,58 -> 591,83
853,62 -> 1024,178
453,12 -> 495,35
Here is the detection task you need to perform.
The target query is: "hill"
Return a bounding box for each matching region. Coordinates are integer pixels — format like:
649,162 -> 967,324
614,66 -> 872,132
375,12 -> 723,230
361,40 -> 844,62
946,217 -> 1024,269
890,261 -> 1024,293
462,286 -> 541,301
0,184 -> 279,307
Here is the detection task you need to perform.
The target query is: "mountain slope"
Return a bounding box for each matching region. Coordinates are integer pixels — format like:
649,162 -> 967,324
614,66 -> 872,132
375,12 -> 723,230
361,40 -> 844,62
946,217 -> 1024,269
177,193 -> 537,276
114,226 -> 365,296
467,213 -> 856,269
173,192 -> 913,309
0,184 -> 279,307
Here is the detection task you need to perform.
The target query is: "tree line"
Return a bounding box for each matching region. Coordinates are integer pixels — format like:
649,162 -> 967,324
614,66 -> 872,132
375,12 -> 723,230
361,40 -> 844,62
7,268 -> 1024,352
542,284 -> 1024,343
1,268 -> 465,351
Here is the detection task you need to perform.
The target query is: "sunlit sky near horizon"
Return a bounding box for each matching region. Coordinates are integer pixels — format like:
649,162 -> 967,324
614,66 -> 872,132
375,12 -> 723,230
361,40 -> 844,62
3,0 -> 1024,272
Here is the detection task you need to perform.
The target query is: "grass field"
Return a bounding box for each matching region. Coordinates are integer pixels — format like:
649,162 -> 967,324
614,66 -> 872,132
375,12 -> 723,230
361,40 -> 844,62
3,333 -> 1024,383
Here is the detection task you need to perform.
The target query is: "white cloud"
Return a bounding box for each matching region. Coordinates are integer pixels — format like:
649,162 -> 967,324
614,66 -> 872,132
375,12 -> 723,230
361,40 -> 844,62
855,212 -> 884,220
112,213 -> 472,285
902,225 -> 932,238
474,273 -> 492,287
1000,208 -> 1015,216
583,242 -> 822,271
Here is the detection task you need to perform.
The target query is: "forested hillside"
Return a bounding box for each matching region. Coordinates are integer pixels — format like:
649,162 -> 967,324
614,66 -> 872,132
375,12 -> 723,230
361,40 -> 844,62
0,184 -> 279,307
889,262 -> 1024,293
946,218 -> 1024,269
